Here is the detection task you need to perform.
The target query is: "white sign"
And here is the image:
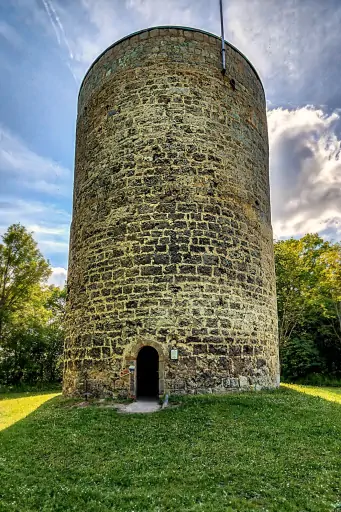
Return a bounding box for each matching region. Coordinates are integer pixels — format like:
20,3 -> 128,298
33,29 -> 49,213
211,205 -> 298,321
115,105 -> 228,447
170,349 -> 178,360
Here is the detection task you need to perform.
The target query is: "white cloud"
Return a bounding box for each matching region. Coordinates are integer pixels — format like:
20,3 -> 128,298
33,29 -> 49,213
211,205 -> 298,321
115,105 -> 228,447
268,106 -> 341,240
0,124 -> 72,197
0,198 -> 70,266
28,225 -> 68,236
48,267 -> 67,288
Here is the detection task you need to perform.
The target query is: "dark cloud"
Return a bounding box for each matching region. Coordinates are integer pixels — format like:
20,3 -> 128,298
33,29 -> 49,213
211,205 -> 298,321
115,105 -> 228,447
268,107 -> 341,239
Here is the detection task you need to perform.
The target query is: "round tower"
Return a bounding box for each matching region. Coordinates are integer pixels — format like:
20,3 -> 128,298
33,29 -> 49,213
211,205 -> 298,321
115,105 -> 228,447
63,26 -> 280,398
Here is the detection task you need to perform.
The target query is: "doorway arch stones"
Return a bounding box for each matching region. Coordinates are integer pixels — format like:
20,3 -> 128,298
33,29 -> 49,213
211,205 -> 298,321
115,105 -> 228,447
122,340 -> 166,398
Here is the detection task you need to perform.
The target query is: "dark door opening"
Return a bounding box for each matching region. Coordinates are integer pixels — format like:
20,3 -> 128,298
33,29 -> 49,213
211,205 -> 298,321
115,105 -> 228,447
136,346 -> 159,398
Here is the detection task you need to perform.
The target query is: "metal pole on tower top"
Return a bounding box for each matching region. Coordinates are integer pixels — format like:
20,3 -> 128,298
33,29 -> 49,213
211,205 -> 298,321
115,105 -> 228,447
219,0 -> 226,74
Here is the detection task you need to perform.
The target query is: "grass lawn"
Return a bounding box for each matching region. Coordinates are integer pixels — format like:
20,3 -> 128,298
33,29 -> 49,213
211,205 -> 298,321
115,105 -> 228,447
0,387 -> 341,511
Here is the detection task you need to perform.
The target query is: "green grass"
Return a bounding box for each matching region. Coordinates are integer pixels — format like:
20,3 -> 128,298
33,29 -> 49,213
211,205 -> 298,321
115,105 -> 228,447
1,388 -> 341,511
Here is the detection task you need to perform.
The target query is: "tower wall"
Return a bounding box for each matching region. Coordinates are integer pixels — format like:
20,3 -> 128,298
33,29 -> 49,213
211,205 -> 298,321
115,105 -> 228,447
63,27 -> 280,397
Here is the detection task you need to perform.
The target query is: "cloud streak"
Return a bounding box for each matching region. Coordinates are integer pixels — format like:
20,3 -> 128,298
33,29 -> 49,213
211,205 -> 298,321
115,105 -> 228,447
41,0 -> 73,59
41,0 -> 78,82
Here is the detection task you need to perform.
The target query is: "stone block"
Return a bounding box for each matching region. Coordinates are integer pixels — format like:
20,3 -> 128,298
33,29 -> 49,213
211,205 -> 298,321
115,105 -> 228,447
239,376 -> 249,388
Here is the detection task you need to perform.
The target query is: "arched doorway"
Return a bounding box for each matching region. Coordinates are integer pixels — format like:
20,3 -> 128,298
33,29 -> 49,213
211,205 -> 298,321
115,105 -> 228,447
136,346 -> 159,398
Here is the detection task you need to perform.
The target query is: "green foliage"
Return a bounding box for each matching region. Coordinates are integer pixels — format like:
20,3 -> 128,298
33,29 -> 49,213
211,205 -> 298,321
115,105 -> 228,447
1,389 -> 341,511
0,285 -> 65,386
280,334 -> 323,379
0,223 -> 50,337
291,374 -> 341,387
0,224 -> 65,386
275,234 -> 341,382
0,382 -> 62,393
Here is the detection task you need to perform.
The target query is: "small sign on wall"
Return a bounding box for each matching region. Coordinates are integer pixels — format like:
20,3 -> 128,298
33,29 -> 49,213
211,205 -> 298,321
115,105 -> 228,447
170,349 -> 178,360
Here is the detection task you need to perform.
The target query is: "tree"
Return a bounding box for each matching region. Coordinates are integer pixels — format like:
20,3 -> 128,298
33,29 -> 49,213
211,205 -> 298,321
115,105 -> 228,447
280,334 -> 323,380
274,234 -> 329,343
0,224 -> 66,386
0,224 -> 51,341
0,284 -> 66,385
319,243 -> 341,339
275,234 -> 341,382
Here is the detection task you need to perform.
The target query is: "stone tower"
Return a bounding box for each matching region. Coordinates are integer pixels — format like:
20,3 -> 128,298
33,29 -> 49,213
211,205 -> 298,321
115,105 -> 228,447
63,26 -> 280,398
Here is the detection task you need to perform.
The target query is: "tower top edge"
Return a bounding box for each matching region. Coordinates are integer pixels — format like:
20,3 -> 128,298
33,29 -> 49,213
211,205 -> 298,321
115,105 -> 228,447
78,25 -> 264,96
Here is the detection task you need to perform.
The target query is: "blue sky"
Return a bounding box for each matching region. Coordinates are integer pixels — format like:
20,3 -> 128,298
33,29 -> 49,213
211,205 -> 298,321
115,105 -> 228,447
0,0 -> 341,286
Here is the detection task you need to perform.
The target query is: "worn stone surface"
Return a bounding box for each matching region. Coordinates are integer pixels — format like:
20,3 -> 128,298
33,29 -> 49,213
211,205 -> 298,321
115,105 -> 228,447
63,26 -> 280,398
120,400 -> 161,414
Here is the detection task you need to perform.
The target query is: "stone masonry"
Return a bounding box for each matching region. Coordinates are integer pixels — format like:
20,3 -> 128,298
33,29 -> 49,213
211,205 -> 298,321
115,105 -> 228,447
63,26 -> 280,398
